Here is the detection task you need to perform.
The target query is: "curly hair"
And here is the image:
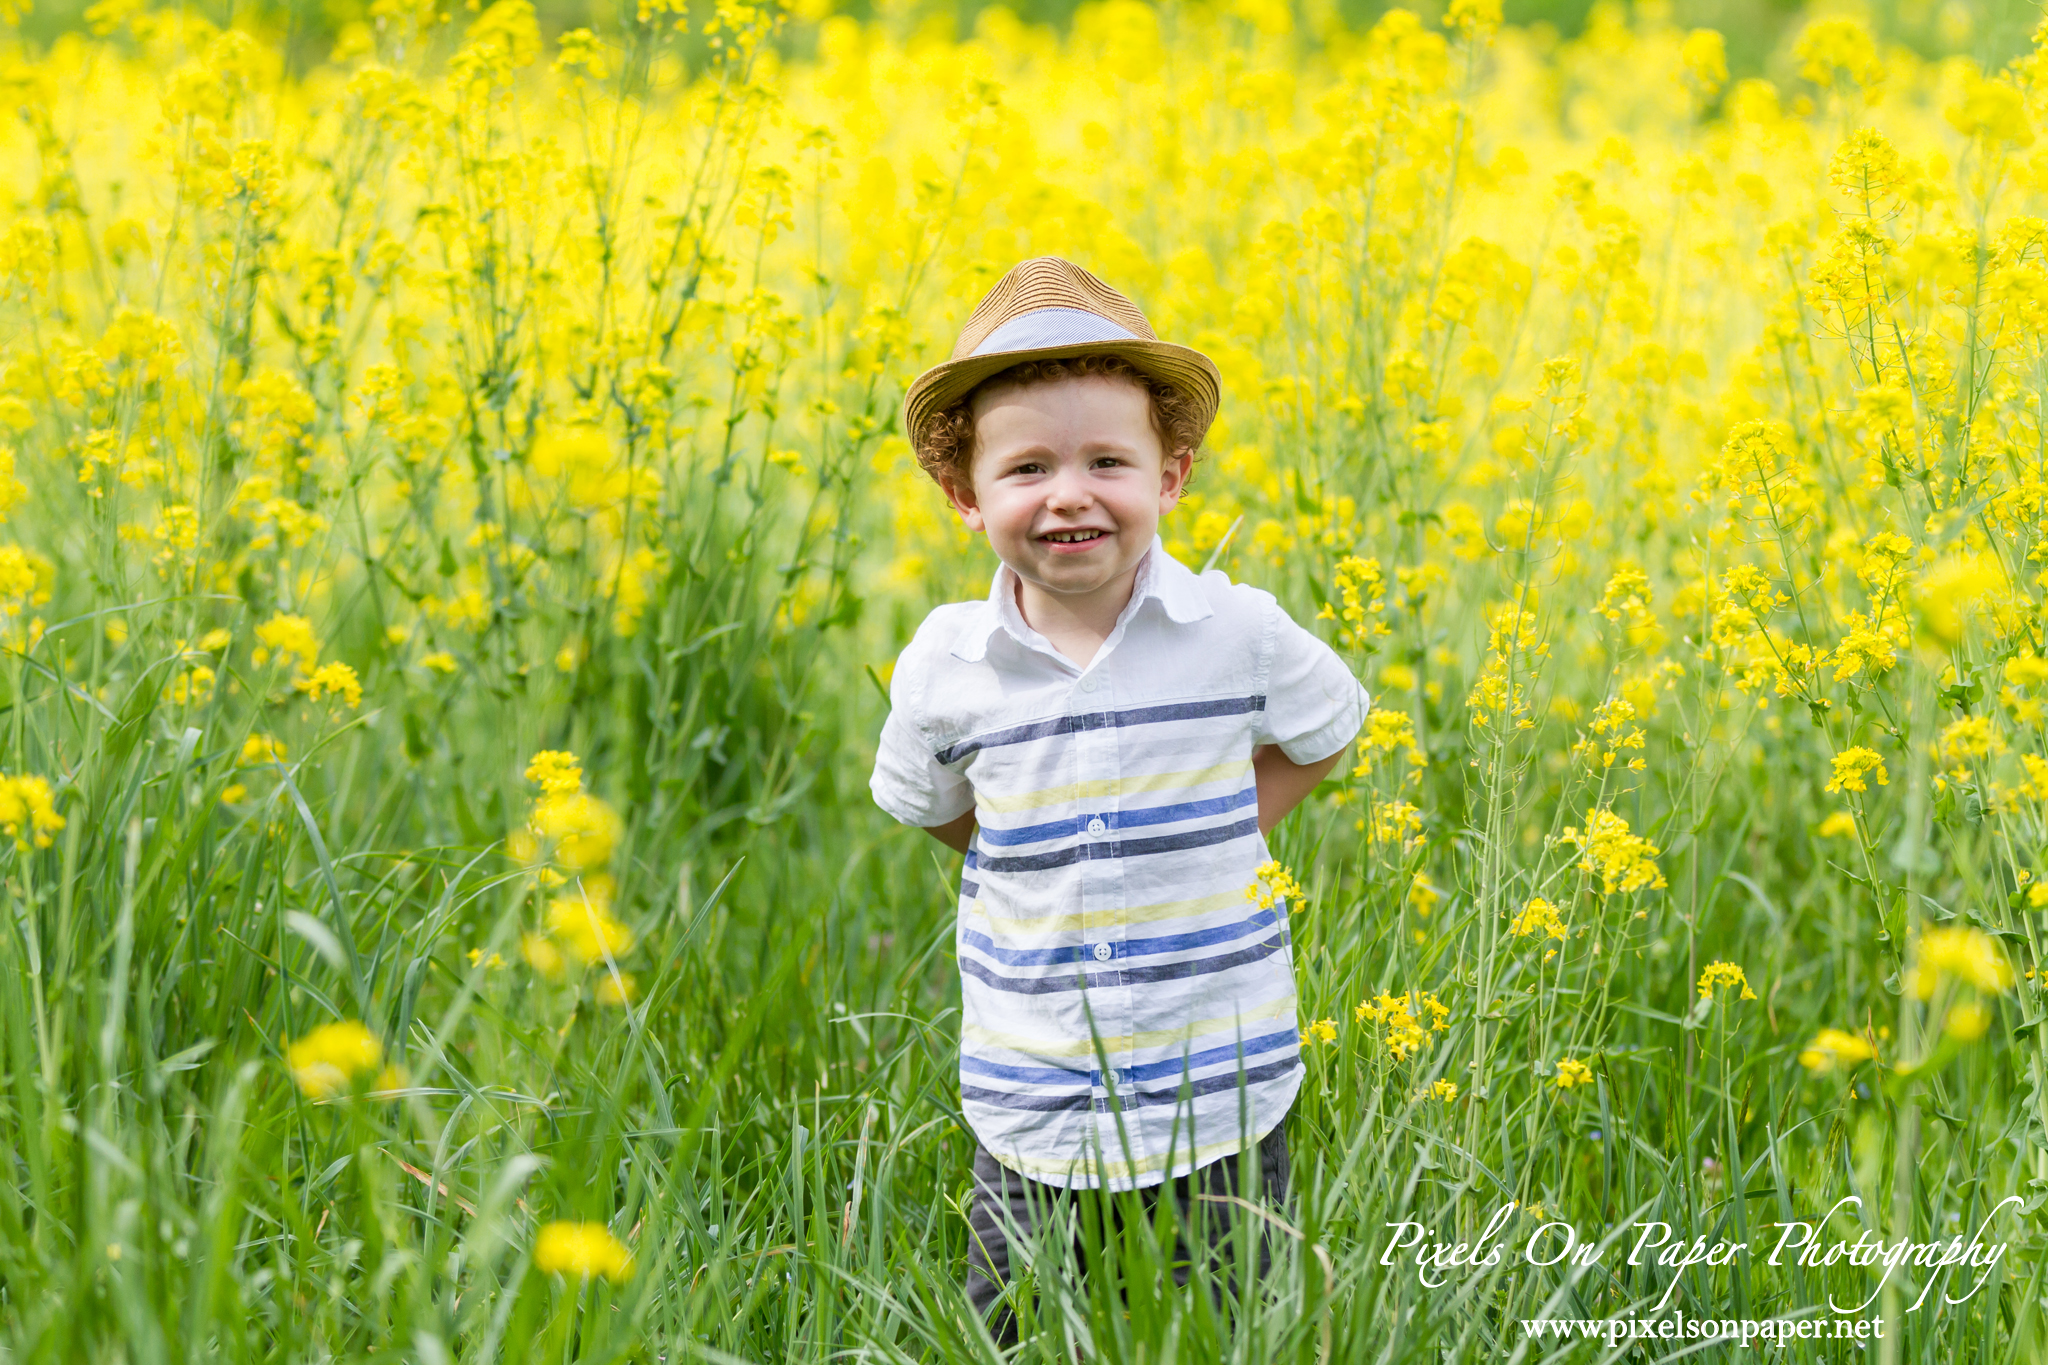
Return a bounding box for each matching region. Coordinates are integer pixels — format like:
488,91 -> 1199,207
911,353 -> 1207,490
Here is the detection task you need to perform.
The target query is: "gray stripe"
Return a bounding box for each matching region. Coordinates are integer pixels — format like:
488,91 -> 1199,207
934,695 -> 1265,765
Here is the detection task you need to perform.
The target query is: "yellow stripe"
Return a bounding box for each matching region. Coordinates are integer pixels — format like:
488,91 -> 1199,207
967,888 -> 1248,935
986,1127 -> 1279,1183
974,760 -> 1252,817
962,995 -> 1295,1059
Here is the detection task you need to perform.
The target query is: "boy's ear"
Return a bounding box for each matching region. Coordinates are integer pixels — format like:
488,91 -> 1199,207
939,470 -> 986,531
1158,448 -> 1194,511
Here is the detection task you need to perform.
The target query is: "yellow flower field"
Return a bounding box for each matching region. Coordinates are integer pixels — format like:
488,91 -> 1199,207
1,0 -> 2045,1357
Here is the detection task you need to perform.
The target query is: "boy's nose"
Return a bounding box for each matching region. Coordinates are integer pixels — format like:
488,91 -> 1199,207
1044,467 -> 1094,512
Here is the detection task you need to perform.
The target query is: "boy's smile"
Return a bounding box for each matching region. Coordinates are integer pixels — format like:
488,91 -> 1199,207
940,374 -> 1192,662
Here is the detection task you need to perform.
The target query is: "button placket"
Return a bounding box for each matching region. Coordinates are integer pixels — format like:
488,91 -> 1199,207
1092,669 -> 1136,1162
1075,685 -> 1117,1098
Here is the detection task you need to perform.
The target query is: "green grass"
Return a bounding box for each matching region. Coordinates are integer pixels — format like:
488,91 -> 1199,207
2,560 -> 2041,1361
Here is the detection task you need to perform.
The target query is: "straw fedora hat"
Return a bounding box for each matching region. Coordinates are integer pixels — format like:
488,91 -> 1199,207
901,256 -> 1221,452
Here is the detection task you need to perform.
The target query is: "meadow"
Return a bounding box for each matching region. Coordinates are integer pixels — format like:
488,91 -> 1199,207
1,0 -> 2046,1359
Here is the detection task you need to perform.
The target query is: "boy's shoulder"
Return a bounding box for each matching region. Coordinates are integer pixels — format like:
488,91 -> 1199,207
884,598 -> 987,708
1191,564 -> 1282,617
897,597 -> 988,662
1173,560 -> 1291,646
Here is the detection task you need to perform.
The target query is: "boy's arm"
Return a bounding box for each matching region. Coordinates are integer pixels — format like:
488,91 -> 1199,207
1253,743 -> 1345,835
871,629 -> 980,845
925,808 -> 978,854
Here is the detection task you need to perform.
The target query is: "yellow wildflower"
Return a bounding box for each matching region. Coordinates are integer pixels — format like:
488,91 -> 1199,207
1798,1027 -> 1877,1071
1370,798 -> 1424,847
1353,707 -> 1424,776
1551,1058 -> 1594,1089
1560,808 -> 1665,894
546,889 -> 634,965
1510,895 -> 1566,941
1905,926 -> 2014,998
1696,960 -> 1757,1000
0,773 -> 65,849
1323,555 -> 1390,650
1945,1001 -> 1991,1042
286,1020 -> 383,1099
1299,1017 -> 1337,1047
1824,747 -> 1888,795
1444,0 -> 1500,40
253,613 -> 320,671
240,734 -> 287,766
528,791 -> 622,871
1246,860 -> 1305,911
522,932 -> 566,980
1355,989 -> 1451,1061
526,749 -> 585,795
1915,554 -> 2005,646
533,1221 -> 634,1281
296,662 -> 362,708
1797,20 -> 1884,95
1938,715 -> 2002,767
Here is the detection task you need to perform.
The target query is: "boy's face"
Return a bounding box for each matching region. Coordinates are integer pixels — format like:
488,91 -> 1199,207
941,374 -> 1192,604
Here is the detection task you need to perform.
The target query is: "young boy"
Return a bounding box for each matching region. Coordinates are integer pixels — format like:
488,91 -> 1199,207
869,256 -> 1369,1338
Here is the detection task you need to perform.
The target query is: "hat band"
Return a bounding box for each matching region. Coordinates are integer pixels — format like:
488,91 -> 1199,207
968,307 -> 1140,358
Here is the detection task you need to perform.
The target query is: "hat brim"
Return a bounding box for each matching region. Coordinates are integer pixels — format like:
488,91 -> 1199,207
902,339 -> 1221,454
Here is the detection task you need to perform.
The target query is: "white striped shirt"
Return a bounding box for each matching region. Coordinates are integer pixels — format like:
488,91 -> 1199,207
871,537 -> 1369,1191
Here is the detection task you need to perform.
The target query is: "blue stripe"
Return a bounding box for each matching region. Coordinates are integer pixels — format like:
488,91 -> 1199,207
961,1055 -> 1302,1113
959,930 -> 1289,995
960,1055 -> 1096,1086
959,1030 -> 1300,1090
974,816 -> 1260,874
1126,1027 -> 1299,1082
1126,1055 -> 1300,1107
934,695 -> 1266,764
1125,907 -> 1280,957
959,878 -> 979,900
960,907 -> 1281,967
975,786 -> 1259,847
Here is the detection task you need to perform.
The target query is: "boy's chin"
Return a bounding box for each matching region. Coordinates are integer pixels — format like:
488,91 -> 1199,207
1013,545 -> 1146,595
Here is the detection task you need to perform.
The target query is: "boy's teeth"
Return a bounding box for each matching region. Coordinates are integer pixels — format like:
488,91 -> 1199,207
1046,531 -> 1100,542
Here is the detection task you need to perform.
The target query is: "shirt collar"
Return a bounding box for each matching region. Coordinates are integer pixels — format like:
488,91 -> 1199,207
950,535 -> 1213,665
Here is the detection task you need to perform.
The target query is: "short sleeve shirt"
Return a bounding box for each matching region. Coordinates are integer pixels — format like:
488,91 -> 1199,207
871,537 -> 1369,1191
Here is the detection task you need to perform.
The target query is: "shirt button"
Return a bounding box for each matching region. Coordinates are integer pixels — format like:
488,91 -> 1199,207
1087,817 -> 1107,836
1093,942 -> 1114,962
1080,675 -> 1100,692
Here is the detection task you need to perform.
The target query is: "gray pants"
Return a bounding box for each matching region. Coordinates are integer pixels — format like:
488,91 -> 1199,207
963,1124 -> 1292,1344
